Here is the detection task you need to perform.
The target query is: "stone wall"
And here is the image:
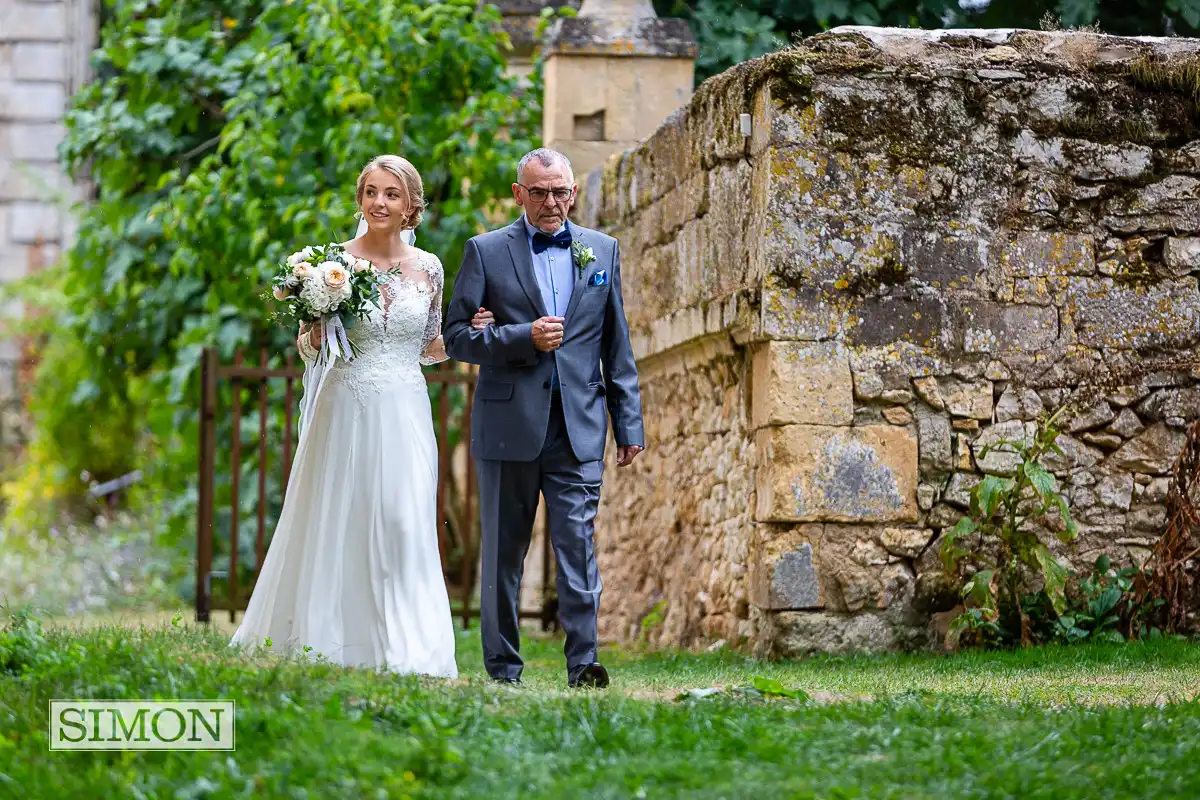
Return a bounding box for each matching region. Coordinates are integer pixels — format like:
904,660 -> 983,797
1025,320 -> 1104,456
0,0 -> 94,362
579,27 -> 1200,655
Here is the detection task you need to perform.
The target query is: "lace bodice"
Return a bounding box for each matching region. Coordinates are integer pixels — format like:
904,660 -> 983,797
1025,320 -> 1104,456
298,249 -> 446,404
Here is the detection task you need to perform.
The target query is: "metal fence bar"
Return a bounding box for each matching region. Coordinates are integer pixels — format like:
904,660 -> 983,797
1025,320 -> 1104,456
228,350 -> 244,625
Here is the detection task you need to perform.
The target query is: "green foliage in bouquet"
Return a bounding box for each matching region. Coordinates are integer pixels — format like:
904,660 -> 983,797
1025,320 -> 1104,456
7,0 -> 541,535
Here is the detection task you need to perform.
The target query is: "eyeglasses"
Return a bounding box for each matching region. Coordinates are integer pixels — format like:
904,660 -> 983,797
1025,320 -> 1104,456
517,183 -> 573,204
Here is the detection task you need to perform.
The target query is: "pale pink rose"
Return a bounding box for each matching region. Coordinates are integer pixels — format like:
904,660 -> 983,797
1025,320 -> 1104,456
272,285 -> 290,301
322,263 -> 349,290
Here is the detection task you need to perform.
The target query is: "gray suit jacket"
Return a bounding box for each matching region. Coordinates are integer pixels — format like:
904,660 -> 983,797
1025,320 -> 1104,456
443,218 -> 644,463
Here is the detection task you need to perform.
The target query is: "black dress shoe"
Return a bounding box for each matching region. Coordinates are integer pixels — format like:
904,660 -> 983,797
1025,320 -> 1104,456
568,662 -> 610,689
492,676 -> 522,686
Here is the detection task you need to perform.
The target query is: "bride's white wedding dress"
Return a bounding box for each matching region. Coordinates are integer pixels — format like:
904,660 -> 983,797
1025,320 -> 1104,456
231,246 -> 458,678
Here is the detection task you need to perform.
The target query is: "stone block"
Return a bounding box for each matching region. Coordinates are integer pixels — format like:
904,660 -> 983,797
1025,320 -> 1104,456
900,230 -> 989,290
879,527 -> 932,559
1067,400 -> 1115,433
851,293 -> 946,349
1082,432 -> 1123,450
1065,139 -> 1152,181
0,240 -> 59,280
852,367 -> 884,401
944,472 -> 980,509
1112,423 -> 1186,475
972,420 -> 1035,475
1102,175 -> 1200,234
750,539 -> 822,611
1137,388 -> 1200,423
0,2 -> 67,42
759,278 -> 855,341
954,434 -> 974,470
912,376 -> 944,410
751,340 -> 853,428
1066,278 -> 1200,350
1012,275 -> 1070,306
0,81 -> 66,121
954,300 -> 1060,354
928,502 -> 962,528
756,424 -> 919,524
763,212 -> 902,286
1041,434 -> 1103,474
883,406 -> 913,425
7,201 -> 60,243
771,610 -> 909,657
942,378 -> 993,420
5,122 -> 65,162
995,387 -> 1044,422
917,482 -> 938,510
1096,472 -> 1134,511
13,42 -> 65,81
995,232 -> 1095,279
916,406 -> 953,474
1163,236 -> 1200,278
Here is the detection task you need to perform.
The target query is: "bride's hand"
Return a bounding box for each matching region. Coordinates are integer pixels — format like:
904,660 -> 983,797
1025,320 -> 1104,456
471,307 -> 495,330
299,319 -> 324,350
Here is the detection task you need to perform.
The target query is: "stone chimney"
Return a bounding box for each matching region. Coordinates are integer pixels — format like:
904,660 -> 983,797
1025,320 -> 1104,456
542,0 -> 697,178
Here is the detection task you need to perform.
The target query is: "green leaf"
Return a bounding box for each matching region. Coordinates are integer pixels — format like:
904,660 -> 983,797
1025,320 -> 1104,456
750,675 -> 809,701
1053,495 -> 1078,541
972,475 -> 1013,519
939,517 -> 977,570
1033,545 -> 1069,616
963,569 -> 996,610
1022,462 -> 1056,503
1089,586 -> 1122,618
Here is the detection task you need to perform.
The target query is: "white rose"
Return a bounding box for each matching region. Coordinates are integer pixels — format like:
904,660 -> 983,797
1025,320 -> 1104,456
354,258 -> 373,273
286,246 -> 315,267
293,262 -> 315,280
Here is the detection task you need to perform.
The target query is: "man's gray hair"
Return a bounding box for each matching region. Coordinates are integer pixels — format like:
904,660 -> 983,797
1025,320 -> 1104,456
517,148 -> 574,184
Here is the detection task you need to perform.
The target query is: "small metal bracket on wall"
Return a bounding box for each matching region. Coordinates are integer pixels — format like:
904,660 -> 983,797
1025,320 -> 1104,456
739,113 -> 752,137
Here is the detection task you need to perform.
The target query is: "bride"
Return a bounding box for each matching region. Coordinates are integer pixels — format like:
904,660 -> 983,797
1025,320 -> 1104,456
231,155 -> 491,677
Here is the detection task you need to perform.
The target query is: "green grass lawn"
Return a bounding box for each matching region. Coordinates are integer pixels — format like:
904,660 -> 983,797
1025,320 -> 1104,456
3,613 -> 1200,798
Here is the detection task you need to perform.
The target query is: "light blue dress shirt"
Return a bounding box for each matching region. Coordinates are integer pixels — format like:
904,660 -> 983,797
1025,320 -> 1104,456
523,215 -> 575,390
523,216 -> 575,318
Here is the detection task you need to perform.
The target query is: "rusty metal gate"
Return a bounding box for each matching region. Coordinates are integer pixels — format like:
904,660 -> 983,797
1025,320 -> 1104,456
194,346 -> 556,631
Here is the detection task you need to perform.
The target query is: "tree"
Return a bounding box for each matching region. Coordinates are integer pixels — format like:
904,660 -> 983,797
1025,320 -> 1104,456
7,0 -> 539,531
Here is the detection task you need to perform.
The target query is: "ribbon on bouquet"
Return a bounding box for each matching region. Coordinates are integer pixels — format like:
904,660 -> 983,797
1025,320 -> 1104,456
320,314 -> 355,364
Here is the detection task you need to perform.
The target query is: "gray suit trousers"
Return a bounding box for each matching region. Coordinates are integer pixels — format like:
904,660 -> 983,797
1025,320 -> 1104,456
476,391 -> 603,681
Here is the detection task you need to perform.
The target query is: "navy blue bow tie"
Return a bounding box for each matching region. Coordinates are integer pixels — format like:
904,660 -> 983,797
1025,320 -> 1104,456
532,229 -> 572,255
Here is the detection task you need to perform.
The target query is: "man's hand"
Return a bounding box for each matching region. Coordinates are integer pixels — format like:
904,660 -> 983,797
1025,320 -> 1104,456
532,316 -> 565,352
471,307 -> 495,330
616,445 -> 643,468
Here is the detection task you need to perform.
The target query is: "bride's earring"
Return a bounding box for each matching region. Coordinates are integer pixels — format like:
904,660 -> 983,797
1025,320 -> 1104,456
354,210 -> 364,220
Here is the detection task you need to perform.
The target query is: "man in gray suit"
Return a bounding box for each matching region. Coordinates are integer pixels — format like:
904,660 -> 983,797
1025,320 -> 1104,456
443,148 -> 644,688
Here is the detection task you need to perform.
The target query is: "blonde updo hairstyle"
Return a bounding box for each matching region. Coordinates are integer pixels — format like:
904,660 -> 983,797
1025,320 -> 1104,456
355,155 -> 426,230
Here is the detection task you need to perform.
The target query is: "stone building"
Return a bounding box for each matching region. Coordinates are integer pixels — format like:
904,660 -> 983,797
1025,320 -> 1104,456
0,0 -> 94,362
578,27 -> 1200,655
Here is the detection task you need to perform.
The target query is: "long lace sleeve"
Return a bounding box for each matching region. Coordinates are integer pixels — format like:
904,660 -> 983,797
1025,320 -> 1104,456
420,253 -> 448,366
297,323 -> 319,364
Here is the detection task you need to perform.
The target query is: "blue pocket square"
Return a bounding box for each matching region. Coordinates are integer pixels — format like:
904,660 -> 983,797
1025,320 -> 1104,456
588,269 -> 609,287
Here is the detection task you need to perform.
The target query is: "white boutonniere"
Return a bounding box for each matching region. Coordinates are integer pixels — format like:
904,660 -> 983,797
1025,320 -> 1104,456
571,241 -> 596,281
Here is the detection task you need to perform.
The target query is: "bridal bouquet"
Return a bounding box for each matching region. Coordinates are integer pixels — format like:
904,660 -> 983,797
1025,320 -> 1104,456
271,243 -> 383,361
